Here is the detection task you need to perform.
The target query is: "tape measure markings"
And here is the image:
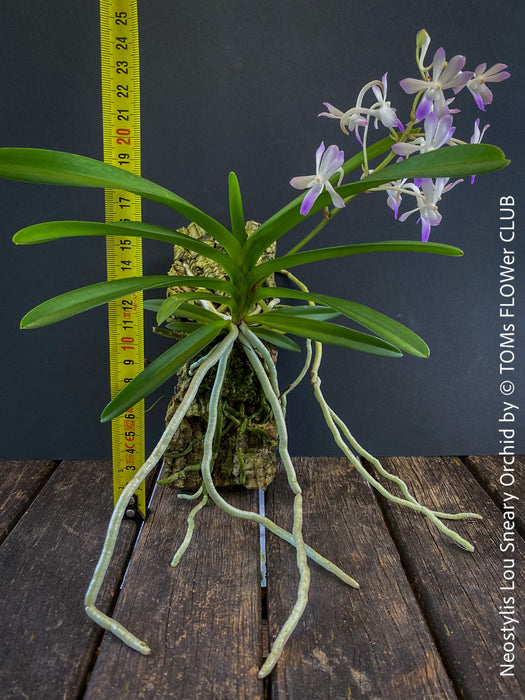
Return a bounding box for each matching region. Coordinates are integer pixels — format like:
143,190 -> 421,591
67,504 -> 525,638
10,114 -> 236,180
100,0 -> 146,518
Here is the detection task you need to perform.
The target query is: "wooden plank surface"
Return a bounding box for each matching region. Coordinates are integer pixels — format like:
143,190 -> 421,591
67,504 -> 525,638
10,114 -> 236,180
0,460 -> 56,545
376,456 -> 525,700
265,457 -> 457,699
85,482 -> 264,700
0,460 -> 139,700
464,455 -> 525,535
1,457 -> 520,698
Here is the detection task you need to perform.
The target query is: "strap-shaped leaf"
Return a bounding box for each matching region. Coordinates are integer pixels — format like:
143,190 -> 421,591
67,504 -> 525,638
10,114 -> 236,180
168,302 -> 225,324
145,299 -> 227,324
228,172 -> 247,246
272,304 -> 340,321
0,148 -> 242,261
101,321 -> 227,422
252,287 -> 427,357
255,288 -> 429,356
314,294 -> 428,357
13,220 -> 236,278
251,327 -> 301,352
244,240 -> 463,290
143,299 -> 164,312
153,323 -> 204,338
20,275 -> 233,329
243,142 -> 508,267
156,291 -> 234,325
357,143 -> 509,187
247,312 -> 402,357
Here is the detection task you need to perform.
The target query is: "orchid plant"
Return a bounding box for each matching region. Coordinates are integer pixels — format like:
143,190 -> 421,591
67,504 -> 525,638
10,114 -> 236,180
0,30 -> 509,677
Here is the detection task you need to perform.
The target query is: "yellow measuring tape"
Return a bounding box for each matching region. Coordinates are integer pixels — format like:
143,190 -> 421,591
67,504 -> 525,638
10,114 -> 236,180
100,0 -> 146,518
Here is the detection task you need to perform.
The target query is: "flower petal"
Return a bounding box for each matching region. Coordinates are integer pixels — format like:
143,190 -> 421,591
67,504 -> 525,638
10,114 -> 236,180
300,183 -> 323,215
399,77 -> 429,94
391,142 -> 420,156
319,144 -> 344,177
290,175 -> 316,190
431,47 -> 446,80
325,182 -> 345,210
415,94 -> 433,121
439,54 -> 466,85
315,142 -> 326,173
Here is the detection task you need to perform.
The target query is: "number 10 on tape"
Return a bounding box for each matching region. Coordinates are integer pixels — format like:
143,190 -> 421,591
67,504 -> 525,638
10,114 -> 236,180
101,0 -> 146,518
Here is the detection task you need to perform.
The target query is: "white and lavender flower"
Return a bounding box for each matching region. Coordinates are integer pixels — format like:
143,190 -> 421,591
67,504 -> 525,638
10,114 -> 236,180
400,47 -> 473,120
392,112 -> 455,157
290,142 -> 345,215
398,177 -> 462,241
385,178 -> 408,219
369,74 -> 404,130
318,102 -> 368,143
465,63 -> 510,111
469,118 -> 490,183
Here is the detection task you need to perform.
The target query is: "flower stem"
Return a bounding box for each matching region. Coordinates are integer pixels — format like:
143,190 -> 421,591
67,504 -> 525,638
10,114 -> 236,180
287,212 -> 333,255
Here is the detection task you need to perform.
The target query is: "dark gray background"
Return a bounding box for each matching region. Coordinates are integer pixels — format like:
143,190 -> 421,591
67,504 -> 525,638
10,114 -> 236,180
1,0 -> 523,458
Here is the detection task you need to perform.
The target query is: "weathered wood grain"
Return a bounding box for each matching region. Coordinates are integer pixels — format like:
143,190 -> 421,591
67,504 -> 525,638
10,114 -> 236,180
376,456 -> 525,699
463,455 -> 525,536
265,457 -> 457,699
85,482 -> 264,700
0,460 -> 139,700
0,460 -> 57,544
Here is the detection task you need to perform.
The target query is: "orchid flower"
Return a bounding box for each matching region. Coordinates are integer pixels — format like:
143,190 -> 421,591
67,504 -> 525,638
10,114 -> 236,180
386,178 -> 408,219
469,118 -> 490,183
320,75 -> 402,145
290,142 -> 345,215
392,112 -> 455,157
318,102 -> 368,143
465,63 -> 511,111
398,177 -> 462,241
369,74 -> 404,130
400,47 -> 473,120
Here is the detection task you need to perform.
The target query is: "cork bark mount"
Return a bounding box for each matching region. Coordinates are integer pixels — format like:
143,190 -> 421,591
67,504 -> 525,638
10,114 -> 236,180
159,222 -> 278,490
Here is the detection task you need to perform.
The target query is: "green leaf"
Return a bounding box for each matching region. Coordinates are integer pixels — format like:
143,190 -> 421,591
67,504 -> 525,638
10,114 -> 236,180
245,240 -> 463,289
314,295 -> 428,357
247,312 -> 403,357
355,143 -> 509,188
156,291 -> 233,325
143,299 -> 164,312
163,320 -> 204,333
168,302 -> 225,324
0,148 -> 242,261
101,322 -> 227,422
251,287 -> 428,356
272,304 -> 340,321
13,220 -> 236,278
251,327 -> 301,352
243,142 -> 508,268
145,299 -> 225,325
228,172 -> 247,246
20,275 -> 233,329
